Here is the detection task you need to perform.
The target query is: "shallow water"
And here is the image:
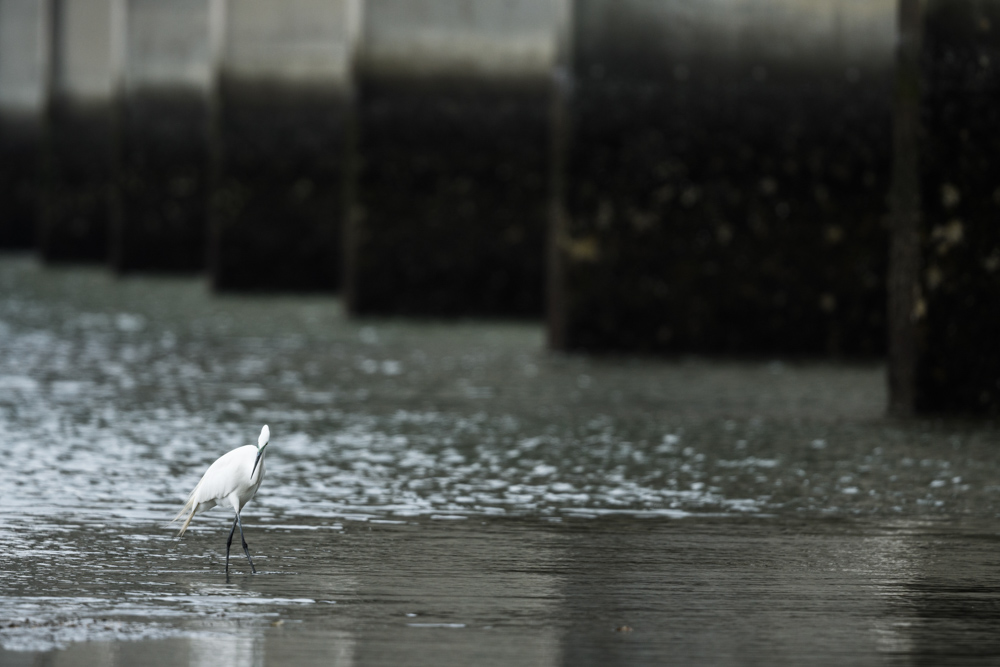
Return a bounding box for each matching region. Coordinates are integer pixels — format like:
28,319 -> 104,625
2,255 -> 1000,664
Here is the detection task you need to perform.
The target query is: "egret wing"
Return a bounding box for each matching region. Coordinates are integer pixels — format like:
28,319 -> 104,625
190,445 -> 256,505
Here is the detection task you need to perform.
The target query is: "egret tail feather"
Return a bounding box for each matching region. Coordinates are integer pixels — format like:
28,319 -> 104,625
173,492 -> 198,536
171,489 -> 196,521
171,502 -> 189,523
177,505 -> 196,536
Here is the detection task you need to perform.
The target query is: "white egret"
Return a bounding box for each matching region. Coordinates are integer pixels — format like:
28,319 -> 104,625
173,424 -> 271,574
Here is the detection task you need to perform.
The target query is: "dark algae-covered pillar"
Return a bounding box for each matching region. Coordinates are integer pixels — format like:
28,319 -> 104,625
345,0 -> 564,317
551,0 -> 895,355
908,1 -> 1000,414
887,0 -> 923,417
0,0 -> 49,249
209,0 -> 357,292
42,0 -> 118,263
113,0 -> 213,273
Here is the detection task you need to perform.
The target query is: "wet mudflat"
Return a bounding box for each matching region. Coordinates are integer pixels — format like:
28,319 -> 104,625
2,255 -> 1000,665
6,516 -> 1000,666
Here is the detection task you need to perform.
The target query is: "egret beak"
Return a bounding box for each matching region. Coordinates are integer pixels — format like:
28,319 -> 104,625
251,447 -> 264,478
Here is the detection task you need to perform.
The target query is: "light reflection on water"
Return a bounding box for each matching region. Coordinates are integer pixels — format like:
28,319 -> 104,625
1,256 -> 997,527
4,256 -> 1000,663
0,257 -> 801,527
188,634 -> 265,667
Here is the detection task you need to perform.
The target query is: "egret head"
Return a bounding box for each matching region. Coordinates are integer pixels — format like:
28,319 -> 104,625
251,424 -> 269,477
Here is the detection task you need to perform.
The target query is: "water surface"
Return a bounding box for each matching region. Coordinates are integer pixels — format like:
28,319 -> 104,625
2,255 -> 1000,664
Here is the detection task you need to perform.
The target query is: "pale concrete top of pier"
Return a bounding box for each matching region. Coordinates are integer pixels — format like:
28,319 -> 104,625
0,0 -> 49,112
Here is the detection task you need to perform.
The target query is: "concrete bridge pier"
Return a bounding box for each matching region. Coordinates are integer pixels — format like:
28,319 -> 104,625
41,0 -> 119,262
895,0 -> 1000,414
112,0 -> 213,273
550,0 -> 896,355
0,0 -> 49,250
345,0 -> 565,317
209,0 -> 357,292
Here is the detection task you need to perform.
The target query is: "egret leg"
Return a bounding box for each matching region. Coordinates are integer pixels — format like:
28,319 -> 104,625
236,512 -> 256,574
225,516 -> 239,574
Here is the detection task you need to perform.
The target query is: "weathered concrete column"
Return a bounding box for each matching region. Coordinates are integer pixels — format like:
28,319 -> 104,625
345,0 -> 565,317
909,1 -> 1000,414
0,0 -> 49,249
551,0 -> 895,355
210,0 -> 357,292
112,0 -> 213,273
887,0 -> 923,417
41,0 -> 119,262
